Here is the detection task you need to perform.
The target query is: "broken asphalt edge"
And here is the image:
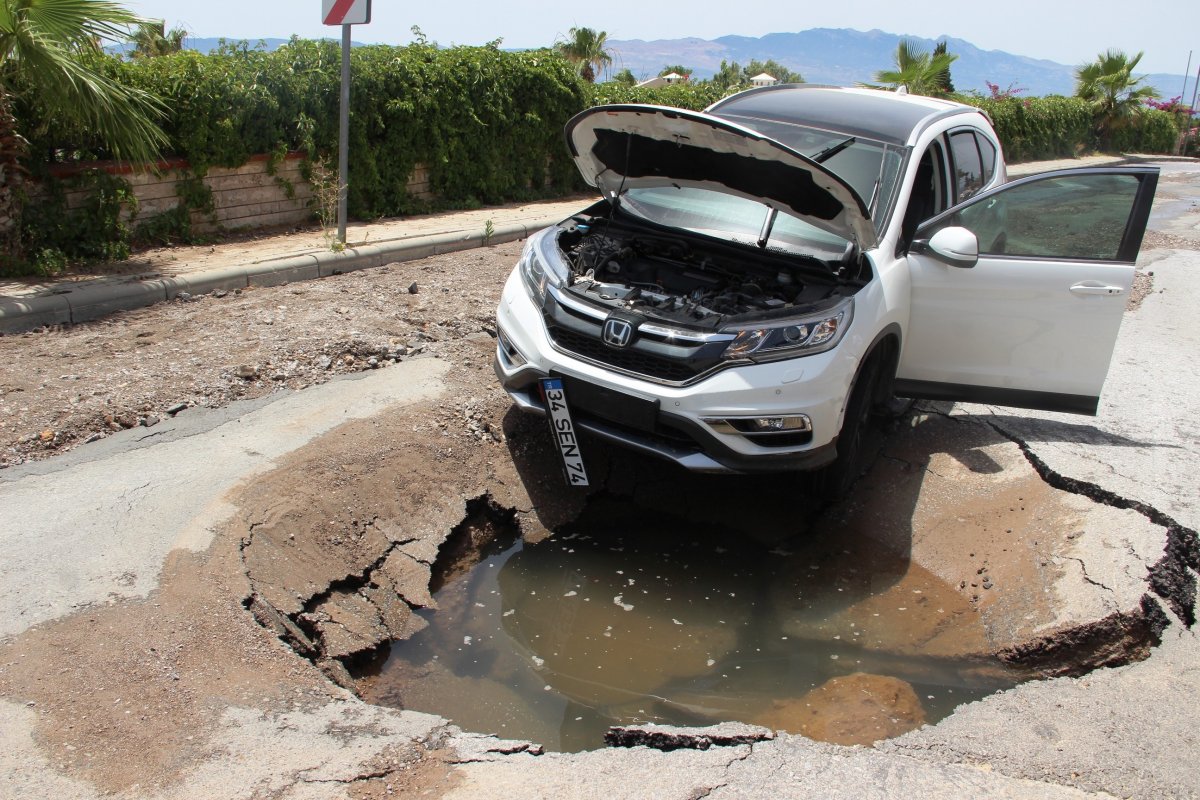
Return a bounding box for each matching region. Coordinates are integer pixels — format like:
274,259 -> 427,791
0,218 -> 553,334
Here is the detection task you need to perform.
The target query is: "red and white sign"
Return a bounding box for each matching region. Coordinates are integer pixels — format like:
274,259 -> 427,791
322,0 -> 370,25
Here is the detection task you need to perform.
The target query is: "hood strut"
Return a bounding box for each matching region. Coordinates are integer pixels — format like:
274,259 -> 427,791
612,132 -> 632,208
756,207 -> 778,248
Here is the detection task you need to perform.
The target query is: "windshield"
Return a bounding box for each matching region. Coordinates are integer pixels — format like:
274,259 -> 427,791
619,186 -> 851,260
717,115 -> 906,232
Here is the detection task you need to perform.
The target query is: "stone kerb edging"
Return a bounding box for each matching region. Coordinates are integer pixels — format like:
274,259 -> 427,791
0,219 -> 548,334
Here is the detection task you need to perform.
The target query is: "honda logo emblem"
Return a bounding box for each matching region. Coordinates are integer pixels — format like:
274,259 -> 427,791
602,317 -> 635,348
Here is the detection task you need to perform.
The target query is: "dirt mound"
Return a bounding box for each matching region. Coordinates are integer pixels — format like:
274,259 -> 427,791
753,672 -> 926,745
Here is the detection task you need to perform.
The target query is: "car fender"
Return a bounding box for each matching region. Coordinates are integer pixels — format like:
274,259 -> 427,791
841,322 -> 903,417
829,257 -> 905,431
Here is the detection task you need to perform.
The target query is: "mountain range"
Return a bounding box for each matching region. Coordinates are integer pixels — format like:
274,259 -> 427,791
605,28 -> 1192,99
177,29 -> 1194,100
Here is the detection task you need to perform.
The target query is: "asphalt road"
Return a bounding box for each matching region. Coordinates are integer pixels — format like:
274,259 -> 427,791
1,160 -> 1198,799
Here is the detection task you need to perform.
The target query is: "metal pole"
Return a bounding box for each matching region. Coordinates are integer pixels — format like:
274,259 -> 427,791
1181,51 -> 1192,104
1173,52 -> 1195,155
337,23 -> 350,245
1191,63 -> 1200,119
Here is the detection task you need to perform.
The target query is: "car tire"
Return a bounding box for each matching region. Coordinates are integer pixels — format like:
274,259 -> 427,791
815,351 -> 887,502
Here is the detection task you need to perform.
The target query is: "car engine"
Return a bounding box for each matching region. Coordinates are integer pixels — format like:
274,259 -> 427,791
556,221 -> 850,329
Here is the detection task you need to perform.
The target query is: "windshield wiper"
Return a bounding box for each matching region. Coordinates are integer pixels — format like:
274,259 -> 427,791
811,136 -> 855,164
866,176 -> 882,214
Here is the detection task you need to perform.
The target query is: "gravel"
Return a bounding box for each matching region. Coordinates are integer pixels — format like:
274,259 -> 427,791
0,242 -> 523,469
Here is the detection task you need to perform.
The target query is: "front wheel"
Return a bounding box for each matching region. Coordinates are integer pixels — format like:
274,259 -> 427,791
814,353 -> 888,502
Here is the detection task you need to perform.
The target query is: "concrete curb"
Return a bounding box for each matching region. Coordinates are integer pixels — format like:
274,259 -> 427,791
0,218 -> 554,334
0,292 -> 73,330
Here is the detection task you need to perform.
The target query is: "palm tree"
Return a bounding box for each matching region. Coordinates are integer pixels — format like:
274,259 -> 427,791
129,19 -> 187,59
872,40 -> 957,98
0,0 -> 166,261
1075,49 -> 1160,147
555,27 -> 612,83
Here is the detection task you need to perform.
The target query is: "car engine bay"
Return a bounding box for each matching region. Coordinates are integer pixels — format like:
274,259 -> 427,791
555,217 -> 862,330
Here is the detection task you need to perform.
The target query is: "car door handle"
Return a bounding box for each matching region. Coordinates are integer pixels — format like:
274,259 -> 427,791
1069,282 -> 1125,297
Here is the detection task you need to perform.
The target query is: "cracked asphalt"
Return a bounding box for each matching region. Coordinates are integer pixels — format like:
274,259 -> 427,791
1,159 -> 1198,798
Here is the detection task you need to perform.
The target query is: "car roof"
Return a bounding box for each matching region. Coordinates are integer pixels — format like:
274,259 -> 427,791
706,84 -> 982,147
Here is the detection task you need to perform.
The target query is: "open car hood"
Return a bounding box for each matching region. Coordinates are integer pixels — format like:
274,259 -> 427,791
565,104 -> 877,250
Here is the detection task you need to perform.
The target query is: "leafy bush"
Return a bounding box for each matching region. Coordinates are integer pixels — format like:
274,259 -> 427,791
1145,96 -> 1194,114
344,42 -> 585,216
12,40 -> 1186,272
1109,108 -> 1182,153
19,39 -> 588,222
962,94 -> 1181,161
590,81 -> 735,111
19,170 -> 137,271
963,95 -> 1093,161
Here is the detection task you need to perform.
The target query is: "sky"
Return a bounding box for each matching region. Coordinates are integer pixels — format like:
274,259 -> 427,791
124,0 -> 1200,78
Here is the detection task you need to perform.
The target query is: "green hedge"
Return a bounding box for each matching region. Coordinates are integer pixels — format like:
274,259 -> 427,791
343,43 -> 586,215
23,47 -> 1186,207
1109,109 -> 1179,153
962,95 -> 1094,161
11,40 -> 589,272
961,95 -> 1180,162
12,44 -> 1186,273
588,82 -> 736,111
21,39 -> 588,218
24,41 -> 1188,209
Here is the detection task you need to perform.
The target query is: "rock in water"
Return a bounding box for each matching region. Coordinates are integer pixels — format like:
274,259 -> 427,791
752,672 -> 926,746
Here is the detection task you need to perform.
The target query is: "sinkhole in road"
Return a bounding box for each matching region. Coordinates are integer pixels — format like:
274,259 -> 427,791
356,495 -> 1027,752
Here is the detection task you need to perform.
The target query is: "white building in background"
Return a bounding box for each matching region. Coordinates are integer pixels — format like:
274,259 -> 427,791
636,71 -> 687,88
750,73 -> 779,87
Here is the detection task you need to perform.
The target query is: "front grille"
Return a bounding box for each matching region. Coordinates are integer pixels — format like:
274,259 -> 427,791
547,324 -> 701,382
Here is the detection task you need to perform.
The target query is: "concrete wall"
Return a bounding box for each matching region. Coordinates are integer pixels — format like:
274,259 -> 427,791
38,154 -> 437,236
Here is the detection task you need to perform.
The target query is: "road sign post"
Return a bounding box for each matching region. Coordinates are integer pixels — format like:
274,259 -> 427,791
338,23 -> 350,245
322,0 -> 371,245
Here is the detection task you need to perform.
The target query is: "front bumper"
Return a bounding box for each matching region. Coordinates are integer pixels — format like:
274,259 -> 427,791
494,268 -> 853,474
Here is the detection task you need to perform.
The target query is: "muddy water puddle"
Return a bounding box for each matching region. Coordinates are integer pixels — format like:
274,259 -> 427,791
358,497 -> 1024,751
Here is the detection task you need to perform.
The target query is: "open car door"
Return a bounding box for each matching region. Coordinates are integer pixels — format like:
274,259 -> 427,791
896,166 -> 1159,415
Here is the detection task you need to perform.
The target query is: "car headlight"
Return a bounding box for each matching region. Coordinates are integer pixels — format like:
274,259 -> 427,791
720,297 -> 854,361
518,228 -> 567,305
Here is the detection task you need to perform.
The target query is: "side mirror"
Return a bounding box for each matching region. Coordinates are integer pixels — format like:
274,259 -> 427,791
912,226 -> 979,268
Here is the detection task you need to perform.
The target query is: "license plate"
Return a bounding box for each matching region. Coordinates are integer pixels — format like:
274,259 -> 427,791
539,377 -> 589,487
557,374 -> 659,433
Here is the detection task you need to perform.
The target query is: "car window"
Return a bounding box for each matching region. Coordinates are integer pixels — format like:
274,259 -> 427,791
949,131 -> 984,201
900,141 -> 949,244
943,173 -> 1142,260
977,135 -> 997,185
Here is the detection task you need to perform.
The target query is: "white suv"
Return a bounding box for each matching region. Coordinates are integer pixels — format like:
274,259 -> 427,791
493,85 -> 1158,491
